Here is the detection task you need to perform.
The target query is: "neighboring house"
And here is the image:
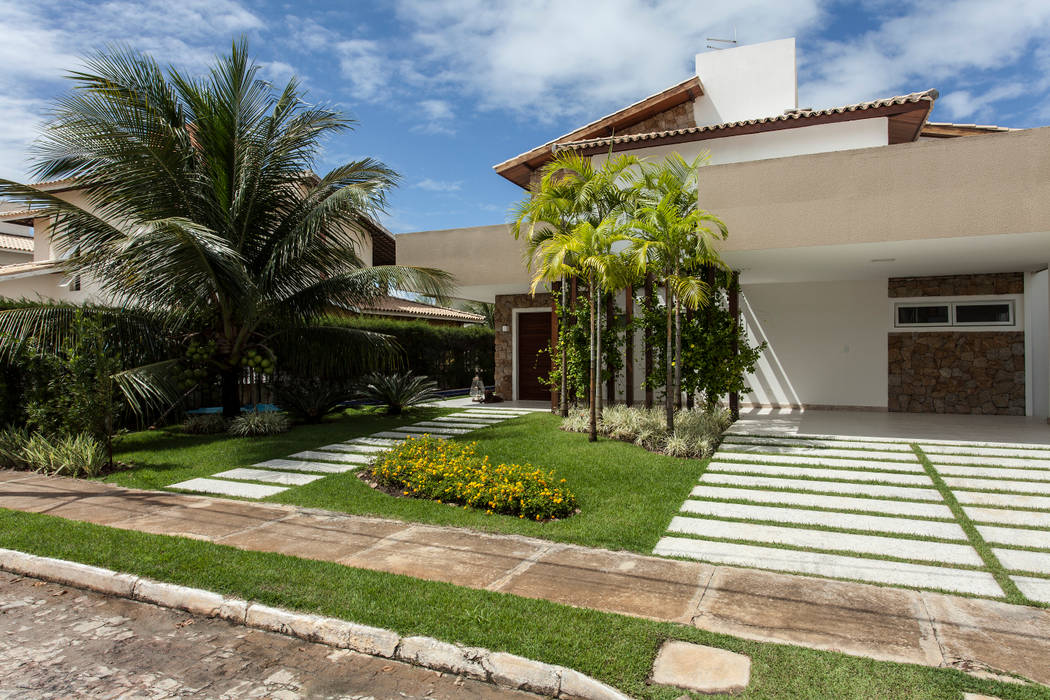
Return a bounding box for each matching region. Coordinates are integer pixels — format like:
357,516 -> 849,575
398,38 -> 1050,418
0,179 -> 478,325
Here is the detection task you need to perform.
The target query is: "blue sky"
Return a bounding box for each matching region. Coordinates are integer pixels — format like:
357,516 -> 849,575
2,0 -> 1049,233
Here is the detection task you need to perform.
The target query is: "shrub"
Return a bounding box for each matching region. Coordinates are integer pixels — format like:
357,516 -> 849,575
0,428 -> 107,477
228,410 -> 291,437
565,405 -> 731,459
357,372 -> 438,415
183,413 -> 228,435
271,375 -> 354,423
371,435 -> 577,520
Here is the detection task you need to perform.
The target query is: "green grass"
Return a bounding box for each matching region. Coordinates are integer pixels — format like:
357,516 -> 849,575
0,508 -> 1045,700
108,411 -> 703,554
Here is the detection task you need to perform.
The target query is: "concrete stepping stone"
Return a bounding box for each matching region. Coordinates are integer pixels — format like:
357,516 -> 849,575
462,410 -> 527,416
689,485 -> 953,518
926,453 -> 1050,469
349,437 -> 401,447
976,525 -> 1050,549
724,435 -> 913,452
318,443 -> 388,454
679,500 -> 966,539
369,431 -> 421,440
719,444 -> 920,464
994,547 -> 1050,574
933,464 -> 1050,481
707,462 -> 931,485
922,444 -> 1050,459
943,477 -> 1050,495
1012,575 -> 1050,603
712,451 -> 923,472
730,430 -> 1049,451
432,416 -> 504,424
666,516 -> 982,565
651,640 -> 750,695
254,459 -> 358,474
289,450 -> 371,464
395,425 -> 473,435
954,490 -> 1050,510
414,420 -> 491,429
963,506 -> 1050,528
700,473 -> 943,501
168,477 -> 287,499
213,468 -> 324,486
653,536 -> 1003,596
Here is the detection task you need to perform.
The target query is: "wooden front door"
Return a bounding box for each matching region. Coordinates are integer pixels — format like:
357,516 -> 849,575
516,311 -> 552,401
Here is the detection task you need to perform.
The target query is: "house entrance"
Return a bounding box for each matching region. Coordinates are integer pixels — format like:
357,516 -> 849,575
516,311 -> 552,401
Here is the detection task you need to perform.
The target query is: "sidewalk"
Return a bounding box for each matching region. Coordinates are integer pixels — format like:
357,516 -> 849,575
2,469 -> 1048,686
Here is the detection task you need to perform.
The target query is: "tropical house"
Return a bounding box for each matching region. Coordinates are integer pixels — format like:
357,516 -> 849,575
0,178 -> 482,326
398,38 -> 1050,418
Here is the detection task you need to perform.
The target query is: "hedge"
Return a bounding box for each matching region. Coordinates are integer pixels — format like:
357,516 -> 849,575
324,315 -> 494,389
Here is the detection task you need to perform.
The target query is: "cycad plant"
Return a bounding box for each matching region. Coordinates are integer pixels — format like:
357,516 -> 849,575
626,153 -> 729,431
357,372 -> 439,415
0,41 -> 450,417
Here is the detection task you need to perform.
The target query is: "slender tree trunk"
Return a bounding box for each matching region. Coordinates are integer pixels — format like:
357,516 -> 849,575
588,276 -> 597,442
221,368 -> 241,418
595,283 -> 603,418
665,283 -> 674,432
560,277 -> 568,417
674,299 -> 683,411
644,273 -> 654,409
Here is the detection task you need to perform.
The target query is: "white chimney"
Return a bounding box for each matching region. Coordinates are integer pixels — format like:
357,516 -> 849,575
692,38 -> 798,127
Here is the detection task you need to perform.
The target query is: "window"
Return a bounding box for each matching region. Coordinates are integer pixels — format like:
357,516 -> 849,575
894,299 -> 1015,328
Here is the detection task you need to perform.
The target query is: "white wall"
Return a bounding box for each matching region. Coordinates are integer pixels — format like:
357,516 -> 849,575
693,38 -> 797,126
740,280 -> 888,408
1026,270 -> 1048,417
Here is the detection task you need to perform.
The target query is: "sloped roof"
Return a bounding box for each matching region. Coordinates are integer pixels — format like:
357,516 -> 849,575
0,233 -> 33,252
555,90 -> 939,154
357,295 -> 485,323
0,260 -> 59,279
921,121 -> 1016,138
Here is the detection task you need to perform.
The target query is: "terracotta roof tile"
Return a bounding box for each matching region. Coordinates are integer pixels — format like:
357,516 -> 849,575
0,233 -> 34,252
554,90 -> 939,152
357,295 -> 485,323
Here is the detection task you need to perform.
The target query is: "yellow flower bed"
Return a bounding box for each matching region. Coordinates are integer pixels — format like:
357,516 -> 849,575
371,435 -> 578,520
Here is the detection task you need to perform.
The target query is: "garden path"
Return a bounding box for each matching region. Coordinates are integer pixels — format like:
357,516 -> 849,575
654,429 -> 1050,605
167,406 -> 545,500
1,470 -> 1049,685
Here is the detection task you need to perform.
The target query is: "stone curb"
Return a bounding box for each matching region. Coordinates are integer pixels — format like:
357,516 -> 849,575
0,548 -> 631,700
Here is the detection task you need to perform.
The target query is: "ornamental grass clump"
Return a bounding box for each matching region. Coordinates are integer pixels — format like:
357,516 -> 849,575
565,405 -> 731,458
370,435 -> 577,520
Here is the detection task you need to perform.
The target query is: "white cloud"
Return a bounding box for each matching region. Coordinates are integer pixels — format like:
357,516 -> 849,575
939,82 -> 1026,120
390,0 -> 824,119
336,39 -> 390,101
415,178 -> 462,192
415,99 -> 456,134
799,0 -> 1050,112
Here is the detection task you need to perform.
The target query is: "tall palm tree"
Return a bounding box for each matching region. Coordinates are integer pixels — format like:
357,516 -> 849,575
0,41 -> 450,417
626,153 -> 728,431
512,152 -> 637,438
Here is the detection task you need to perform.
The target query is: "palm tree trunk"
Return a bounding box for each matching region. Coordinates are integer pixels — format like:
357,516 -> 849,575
221,368 -> 241,418
664,283 -> 674,432
588,276 -> 597,442
560,277 -> 568,417
595,283 -> 603,418
674,298 -> 683,411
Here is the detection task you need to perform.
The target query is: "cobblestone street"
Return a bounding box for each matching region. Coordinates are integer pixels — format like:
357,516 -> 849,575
0,572 -> 538,699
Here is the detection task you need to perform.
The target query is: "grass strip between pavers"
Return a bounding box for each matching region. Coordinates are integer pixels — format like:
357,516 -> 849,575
912,444 -> 1028,606
1,509 -> 1047,700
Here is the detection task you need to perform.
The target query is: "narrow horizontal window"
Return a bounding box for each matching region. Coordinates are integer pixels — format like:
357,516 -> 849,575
954,302 -> 1013,325
897,304 -> 949,326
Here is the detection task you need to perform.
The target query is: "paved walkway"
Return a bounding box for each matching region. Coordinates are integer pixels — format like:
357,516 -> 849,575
168,406 -> 544,500
655,430 -> 1050,603
0,570 -> 535,699
1,471 -> 1049,685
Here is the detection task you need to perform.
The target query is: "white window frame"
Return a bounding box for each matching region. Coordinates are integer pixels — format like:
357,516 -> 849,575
890,294 -> 1021,331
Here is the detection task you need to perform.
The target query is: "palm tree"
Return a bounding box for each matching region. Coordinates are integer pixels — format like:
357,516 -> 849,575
0,41 -> 451,418
626,153 -> 728,431
513,153 -> 637,439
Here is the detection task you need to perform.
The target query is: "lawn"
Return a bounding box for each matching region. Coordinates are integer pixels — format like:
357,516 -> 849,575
1,508 -> 1043,700
107,410 -> 704,554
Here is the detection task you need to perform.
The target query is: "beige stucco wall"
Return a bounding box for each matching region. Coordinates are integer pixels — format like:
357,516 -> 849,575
705,126 -> 1050,252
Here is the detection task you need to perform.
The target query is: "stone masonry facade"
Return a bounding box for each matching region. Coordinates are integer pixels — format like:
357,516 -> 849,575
887,273 -> 1025,415
619,101 -> 698,136
493,292 -> 553,398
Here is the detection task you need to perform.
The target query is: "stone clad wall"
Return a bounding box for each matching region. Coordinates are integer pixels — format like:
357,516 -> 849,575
619,101 -> 697,136
493,292 -> 553,398
887,272 -> 1025,415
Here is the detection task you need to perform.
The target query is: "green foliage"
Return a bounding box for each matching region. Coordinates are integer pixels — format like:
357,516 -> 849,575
563,404 -> 732,459
0,427 -> 107,477
227,411 -> 291,437
371,435 -> 578,520
680,299 -> 765,410
270,375 -> 355,423
325,316 -> 494,389
182,414 -> 228,435
357,372 -> 439,415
